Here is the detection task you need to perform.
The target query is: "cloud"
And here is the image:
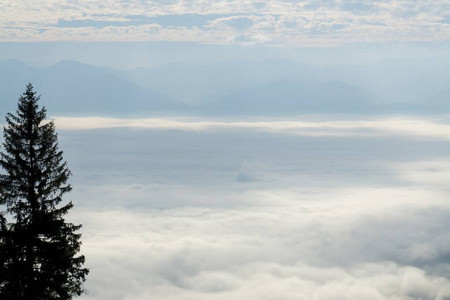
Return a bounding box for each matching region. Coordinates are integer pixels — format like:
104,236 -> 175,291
40,116 -> 450,300
74,202 -> 450,300
1,1 -> 450,44
235,171 -> 257,183
206,16 -> 257,30
53,116 -> 450,140
393,160 -> 450,187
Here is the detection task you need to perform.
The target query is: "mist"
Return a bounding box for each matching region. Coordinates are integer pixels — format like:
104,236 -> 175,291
2,1 -> 450,298
43,116 -> 450,300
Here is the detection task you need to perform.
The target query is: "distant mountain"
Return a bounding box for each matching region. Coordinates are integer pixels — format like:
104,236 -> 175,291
324,58 -> 450,103
201,80 -> 383,115
2,58 -> 449,117
0,60 -> 186,116
116,58 -> 450,107
116,59 -> 322,105
0,59 -> 38,115
425,87 -> 450,112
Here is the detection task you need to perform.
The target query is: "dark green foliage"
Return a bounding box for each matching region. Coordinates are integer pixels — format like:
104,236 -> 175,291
0,84 -> 88,300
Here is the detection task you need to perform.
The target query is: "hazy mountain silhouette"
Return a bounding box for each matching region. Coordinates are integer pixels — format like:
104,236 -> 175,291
0,59 -> 38,115
116,59 -> 322,105
117,58 -> 450,115
0,60 -> 186,116
425,87 -> 450,112
324,58 -> 450,104
201,80 -> 383,115
2,59 -> 450,116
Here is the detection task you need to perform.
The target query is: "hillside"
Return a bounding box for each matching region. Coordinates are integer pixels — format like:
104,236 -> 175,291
201,80 -> 383,115
2,59 -> 450,116
0,60 -> 186,116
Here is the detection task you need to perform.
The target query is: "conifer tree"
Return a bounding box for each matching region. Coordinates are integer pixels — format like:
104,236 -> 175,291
0,84 -> 88,300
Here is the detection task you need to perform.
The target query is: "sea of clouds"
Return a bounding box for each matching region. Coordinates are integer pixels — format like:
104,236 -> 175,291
51,116 -> 450,300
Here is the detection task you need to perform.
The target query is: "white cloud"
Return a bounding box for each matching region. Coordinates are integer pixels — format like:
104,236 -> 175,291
37,117 -> 450,300
53,116 -> 450,140
1,1 -> 450,44
74,200 -> 450,300
393,160 -> 450,186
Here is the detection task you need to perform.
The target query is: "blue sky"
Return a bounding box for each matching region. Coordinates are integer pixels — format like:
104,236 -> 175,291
1,1 -> 450,68
1,1 -> 450,45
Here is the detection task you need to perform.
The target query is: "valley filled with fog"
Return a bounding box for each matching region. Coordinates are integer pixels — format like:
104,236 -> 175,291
3,1 -> 450,299
3,57 -> 450,299
49,116 -> 450,300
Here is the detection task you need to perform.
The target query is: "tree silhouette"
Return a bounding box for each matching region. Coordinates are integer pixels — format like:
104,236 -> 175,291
0,84 -> 88,300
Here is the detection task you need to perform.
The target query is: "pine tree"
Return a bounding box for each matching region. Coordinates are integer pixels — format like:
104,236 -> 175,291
0,84 -> 88,300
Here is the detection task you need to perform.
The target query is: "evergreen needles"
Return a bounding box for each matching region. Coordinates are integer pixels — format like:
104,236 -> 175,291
0,84 -> 88,300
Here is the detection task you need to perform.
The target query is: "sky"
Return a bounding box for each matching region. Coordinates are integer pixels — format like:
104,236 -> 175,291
1,1 -> 450,68
2,0 -> 450,45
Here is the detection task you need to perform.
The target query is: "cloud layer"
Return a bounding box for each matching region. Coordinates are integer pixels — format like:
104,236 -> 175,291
1,1 -> 450,44
54,116 -> 450,140
38,116 -> 450,299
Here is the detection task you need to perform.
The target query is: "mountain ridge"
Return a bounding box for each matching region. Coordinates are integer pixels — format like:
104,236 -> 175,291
1,59 -> 449,116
